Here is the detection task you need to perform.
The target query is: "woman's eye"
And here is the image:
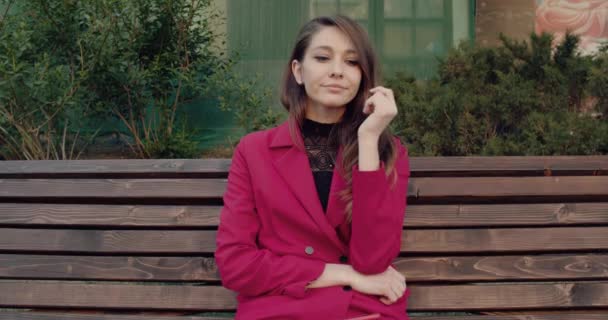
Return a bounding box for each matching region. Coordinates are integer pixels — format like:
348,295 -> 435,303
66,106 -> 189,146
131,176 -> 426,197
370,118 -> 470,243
314,56 -> 358,65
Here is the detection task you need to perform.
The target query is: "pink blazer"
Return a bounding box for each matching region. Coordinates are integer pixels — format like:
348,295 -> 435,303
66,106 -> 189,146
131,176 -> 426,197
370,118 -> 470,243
215,120 -> 411,320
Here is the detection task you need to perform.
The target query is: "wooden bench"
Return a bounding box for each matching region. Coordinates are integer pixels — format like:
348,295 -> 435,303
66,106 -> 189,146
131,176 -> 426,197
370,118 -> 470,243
1,156 -> 607,319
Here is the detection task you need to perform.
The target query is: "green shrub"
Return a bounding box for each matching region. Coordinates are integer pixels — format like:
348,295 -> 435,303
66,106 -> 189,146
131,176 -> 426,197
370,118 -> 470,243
589,43 -> 608,117
387,32 -> 608,156
0,0 -> 277,159
208,66 -> 284,134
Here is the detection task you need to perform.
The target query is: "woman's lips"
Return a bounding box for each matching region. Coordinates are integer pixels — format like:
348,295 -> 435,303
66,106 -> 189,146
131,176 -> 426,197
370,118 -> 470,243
324,85 -> 346,92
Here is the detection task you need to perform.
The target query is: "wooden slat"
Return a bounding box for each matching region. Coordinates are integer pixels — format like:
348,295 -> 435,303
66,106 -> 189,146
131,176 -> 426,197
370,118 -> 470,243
0,179 -> 226,199
405,179 -> 608,204
409,282 -> 608,311
411,156 -> 608,176
0,311 -> 606,320
417,314 -> 608,320
0,159 -> 230,178
2,202 -> 608,228
3,254 -> 608,283
395,254 -> 608,282
0,255 -> 219,281
405,202 -> 608,227
0,229 -> 216,254
2,227 -> 608,254
1,280 -> 607,311
0,204 -> 221,227
2,177 -> 608,203
0,202 -> 608,228
401,227 -> 608,254
0,281 -> 235,310
1,157 -> 607,178
1,158 -> 606,318
0,312 -> 232,320
411,177 -> 608,201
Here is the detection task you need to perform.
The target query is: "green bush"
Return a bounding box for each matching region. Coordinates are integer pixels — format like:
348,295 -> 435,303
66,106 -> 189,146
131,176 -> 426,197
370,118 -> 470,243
387,32 -> 608,156
0,0 -> 213,158
0,1 -> 95,159
208,66 -> 284,134
589,43 -> 608,116
0,0 -> 278,159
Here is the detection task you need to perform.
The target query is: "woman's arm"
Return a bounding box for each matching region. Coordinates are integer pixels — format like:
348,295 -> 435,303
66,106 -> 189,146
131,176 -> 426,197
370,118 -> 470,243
215,136 -> 325,299
307,262 -> 408,305
349,86 -> 410,275
305,263 -> 354,289
357,135 -> 381,171
349,134 -> 409,275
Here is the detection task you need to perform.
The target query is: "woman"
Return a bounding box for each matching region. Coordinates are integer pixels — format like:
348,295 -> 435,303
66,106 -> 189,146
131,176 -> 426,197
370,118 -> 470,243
215,15 -> 410,320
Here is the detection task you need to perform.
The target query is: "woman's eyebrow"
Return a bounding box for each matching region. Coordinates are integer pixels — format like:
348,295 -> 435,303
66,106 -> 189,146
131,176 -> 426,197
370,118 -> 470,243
311,45 -> 357,54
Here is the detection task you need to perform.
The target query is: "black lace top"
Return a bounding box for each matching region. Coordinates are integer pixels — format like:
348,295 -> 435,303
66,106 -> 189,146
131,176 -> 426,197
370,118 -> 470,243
301,118 -> 338,213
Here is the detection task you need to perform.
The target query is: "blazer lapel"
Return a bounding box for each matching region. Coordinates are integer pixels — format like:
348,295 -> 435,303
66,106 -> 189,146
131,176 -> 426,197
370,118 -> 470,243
269,120 -> 347,254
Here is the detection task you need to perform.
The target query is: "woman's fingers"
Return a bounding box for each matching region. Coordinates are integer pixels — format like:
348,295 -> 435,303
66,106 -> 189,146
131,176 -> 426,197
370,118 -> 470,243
391,285 -> 403,299
363,97 -> 374,114
373,266 -> 408,305
380,289 -> 398,305
363,92 -> 391,115
382,281 -> 403,304
370,86 -> 394,98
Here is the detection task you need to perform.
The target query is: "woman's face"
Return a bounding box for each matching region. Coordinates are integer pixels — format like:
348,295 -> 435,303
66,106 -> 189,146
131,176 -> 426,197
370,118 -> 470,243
292,26 -> 362,115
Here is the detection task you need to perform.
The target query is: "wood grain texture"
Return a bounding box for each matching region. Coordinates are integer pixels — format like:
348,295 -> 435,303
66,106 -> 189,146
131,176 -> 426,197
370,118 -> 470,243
394,254 -> 608,282
2,227 -> 608,254
1,156 -> 606,178
0,229 -> 217,254
0,159 -> 230,178
0,254 -> 219,281
0,179 -> 226,199
1,280 -> 607,311
0,311 -> 606,320
0,203 -> 221,227
411,176 -> 608,199
3,157 -> 608,317
0,313 -> 230,320
2,254 -> 607,283
404,202 -> 608,227
0,281 -> 235,310
2,177 -> 607,203
2,202 -> 608,228
401,227 -> 608,254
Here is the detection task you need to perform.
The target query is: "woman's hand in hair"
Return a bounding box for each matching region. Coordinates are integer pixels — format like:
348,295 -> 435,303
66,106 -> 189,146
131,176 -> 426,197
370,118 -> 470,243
358,86 -> 398,139
351,265 -> 407,305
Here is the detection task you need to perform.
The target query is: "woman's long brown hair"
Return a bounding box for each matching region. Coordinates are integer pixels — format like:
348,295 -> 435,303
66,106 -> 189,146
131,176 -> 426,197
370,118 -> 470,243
279,15 -> 398,223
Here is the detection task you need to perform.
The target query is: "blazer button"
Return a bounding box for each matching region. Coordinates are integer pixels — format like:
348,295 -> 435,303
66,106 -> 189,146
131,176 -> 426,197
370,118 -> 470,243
343,285 -> 352,291
339,255 -> 348,263
305,246 -> 314,255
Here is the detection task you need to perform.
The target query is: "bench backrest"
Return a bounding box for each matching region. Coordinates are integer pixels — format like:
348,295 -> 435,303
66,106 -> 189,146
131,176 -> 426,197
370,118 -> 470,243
1,157 -> 607,319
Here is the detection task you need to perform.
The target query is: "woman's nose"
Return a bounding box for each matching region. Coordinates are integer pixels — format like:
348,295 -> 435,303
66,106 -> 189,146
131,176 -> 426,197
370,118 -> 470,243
330,62 -> 344,78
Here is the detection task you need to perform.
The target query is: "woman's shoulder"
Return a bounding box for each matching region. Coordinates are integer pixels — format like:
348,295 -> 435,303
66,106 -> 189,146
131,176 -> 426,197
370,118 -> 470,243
234,121 -> 287,154
391,134 -> 408,155
390,134 -> 410,176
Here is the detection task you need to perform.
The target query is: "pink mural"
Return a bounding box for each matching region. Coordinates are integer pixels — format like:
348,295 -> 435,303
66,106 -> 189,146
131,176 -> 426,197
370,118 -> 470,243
535,0 -> 608,54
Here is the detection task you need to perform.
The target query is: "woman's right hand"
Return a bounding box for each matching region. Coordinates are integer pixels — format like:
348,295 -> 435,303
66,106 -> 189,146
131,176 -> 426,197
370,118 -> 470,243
350,266 -> 407,305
